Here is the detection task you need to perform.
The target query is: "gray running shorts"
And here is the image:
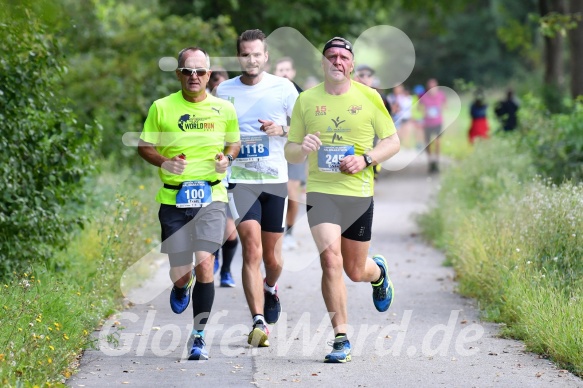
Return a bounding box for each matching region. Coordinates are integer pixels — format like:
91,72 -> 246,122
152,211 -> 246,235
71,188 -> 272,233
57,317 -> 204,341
424,125 -> 442,143
159,201 -> 227,255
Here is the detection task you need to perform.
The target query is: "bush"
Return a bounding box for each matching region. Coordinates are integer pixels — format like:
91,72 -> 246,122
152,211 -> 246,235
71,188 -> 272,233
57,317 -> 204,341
0,164 -> 162,385
518,95 -> 583,184
418,136 -> 534,255
0,10 -> 100,278
419,136 -> 583,376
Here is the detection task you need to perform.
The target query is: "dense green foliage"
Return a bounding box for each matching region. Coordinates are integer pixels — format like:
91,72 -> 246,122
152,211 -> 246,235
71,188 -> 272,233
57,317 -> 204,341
519,97 -> 583,183
0,10 -> 100,277
59,0 -> 237,162
166,0 -> 392,43
162,0 -> 538,89
419,135 -> 583,376
0,164 -> 160,386
395,0 -> 538,87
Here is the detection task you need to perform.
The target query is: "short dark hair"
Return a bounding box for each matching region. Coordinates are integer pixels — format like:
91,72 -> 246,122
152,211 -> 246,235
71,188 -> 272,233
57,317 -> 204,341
210,66 -> 229,81
237,29 -> 267,55
276,56 -> 295,68
177,47 -> 210,68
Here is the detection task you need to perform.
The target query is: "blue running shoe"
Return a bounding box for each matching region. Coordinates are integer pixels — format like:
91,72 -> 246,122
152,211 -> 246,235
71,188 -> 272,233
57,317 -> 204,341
188,334 -> 208,360
169,269 -> 195,314
220,272 -> 236,288
213,255 -> 220,275
247,320 -> 270,347
324,337 -> 351,363
372,255 -> 394,312
263,281 -> 281,324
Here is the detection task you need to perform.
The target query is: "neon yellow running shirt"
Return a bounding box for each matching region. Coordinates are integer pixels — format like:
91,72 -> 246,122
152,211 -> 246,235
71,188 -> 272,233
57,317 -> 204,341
140,91 -> 240,205
288,81 -> 395,197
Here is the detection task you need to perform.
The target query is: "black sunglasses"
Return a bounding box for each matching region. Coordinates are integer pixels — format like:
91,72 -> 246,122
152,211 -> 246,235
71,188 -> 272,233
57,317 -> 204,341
178,67 -> 209,77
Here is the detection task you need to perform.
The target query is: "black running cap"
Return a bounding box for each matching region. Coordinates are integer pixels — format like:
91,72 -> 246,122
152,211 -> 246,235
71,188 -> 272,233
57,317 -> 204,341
322,37 -> 353,55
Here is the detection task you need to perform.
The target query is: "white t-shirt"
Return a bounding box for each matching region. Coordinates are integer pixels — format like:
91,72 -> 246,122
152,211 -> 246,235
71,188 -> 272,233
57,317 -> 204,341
216,72 -> 298,184
388,93 -> 413,121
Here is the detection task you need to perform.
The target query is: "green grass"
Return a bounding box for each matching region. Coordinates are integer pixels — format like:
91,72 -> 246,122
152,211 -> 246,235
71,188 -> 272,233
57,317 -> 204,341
0,161 -> 161,387
418,136 -> 583,377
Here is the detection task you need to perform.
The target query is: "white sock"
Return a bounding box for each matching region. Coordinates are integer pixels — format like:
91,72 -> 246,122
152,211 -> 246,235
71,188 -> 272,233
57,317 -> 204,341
264,281 -> 277,294
253,314 -> 265,325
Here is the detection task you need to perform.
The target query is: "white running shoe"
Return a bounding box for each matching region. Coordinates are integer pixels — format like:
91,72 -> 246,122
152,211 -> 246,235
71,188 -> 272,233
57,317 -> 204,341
282,234 -> 298,250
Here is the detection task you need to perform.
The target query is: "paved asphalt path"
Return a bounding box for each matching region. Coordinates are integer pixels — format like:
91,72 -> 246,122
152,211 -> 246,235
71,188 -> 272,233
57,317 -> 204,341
69,154 -> 583,388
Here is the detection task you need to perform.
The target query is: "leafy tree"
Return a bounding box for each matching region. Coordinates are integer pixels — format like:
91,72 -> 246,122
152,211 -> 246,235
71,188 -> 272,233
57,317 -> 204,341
58,0 -> 237,162
493,0 -> 582,104
390,0 -> 531,87
0,6 -> 100,278
166,0 -> 392,44
568,0 -> 583,98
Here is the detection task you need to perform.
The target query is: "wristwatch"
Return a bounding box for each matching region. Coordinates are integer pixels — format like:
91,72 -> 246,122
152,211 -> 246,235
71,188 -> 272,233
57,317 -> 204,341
280,125 -> 288,137
363,154 -> 373,167
226,154 -> 234,166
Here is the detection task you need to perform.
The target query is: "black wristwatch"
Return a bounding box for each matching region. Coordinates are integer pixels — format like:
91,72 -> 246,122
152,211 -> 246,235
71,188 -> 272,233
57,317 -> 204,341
226,154 -> 234,166
363,154 -> 373,167
280,125 -> 288,137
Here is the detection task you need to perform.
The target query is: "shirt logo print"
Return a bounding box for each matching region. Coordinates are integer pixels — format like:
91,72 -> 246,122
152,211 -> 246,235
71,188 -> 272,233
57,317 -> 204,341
178,114 -> 215,131
348,105 -> 362,115
331,117 -> 346,128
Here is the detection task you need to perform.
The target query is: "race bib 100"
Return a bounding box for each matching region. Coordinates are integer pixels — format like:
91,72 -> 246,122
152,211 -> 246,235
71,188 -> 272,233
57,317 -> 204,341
176,181 -> 212,208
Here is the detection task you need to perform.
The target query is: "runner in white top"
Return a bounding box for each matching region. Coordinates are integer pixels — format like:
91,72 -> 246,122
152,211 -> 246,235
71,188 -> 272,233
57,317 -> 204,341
217,72 -> 297,184
216,29 -> 299,348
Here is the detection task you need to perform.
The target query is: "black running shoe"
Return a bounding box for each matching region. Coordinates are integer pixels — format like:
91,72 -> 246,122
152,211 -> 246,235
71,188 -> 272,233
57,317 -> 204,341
263,280 -> 281,324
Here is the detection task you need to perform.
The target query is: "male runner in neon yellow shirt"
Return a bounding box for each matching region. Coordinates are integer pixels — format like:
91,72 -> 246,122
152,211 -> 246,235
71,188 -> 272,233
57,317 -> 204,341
285,37 -> 400,363
138,47 -> 240,361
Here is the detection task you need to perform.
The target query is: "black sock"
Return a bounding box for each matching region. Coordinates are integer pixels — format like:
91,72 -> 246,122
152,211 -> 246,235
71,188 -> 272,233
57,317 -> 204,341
191,281 -> 215,332
285,225 -> 293,235
373,264 -> 385,285
335,333 -> 347,340
220,237 -> 238,274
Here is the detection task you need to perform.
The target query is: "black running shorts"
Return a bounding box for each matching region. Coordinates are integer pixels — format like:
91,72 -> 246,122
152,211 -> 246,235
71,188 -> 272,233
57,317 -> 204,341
306,193 -> 374,242
229,183 -> 288,233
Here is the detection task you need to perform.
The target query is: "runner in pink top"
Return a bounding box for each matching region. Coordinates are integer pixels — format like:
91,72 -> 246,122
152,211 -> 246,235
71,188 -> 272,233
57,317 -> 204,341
419,78 -> 446,173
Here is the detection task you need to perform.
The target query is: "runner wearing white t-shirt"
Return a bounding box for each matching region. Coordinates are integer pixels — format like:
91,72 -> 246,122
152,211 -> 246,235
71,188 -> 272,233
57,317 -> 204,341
216,29 -> 299,348
218,72 -> 296,184
387,84 -> 414,147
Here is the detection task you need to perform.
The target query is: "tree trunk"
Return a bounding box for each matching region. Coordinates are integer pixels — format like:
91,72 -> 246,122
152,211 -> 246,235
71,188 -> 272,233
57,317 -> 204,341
540,0 -> 567,88
539,0 -> 567,111
569,0 -> 583,98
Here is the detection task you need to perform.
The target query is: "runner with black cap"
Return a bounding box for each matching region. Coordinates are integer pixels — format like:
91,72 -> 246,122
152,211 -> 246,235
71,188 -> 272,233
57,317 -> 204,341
285,36 -> 400,363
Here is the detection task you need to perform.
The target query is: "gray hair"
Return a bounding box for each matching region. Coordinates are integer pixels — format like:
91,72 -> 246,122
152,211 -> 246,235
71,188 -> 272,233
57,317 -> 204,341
177,47 -> 211,68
